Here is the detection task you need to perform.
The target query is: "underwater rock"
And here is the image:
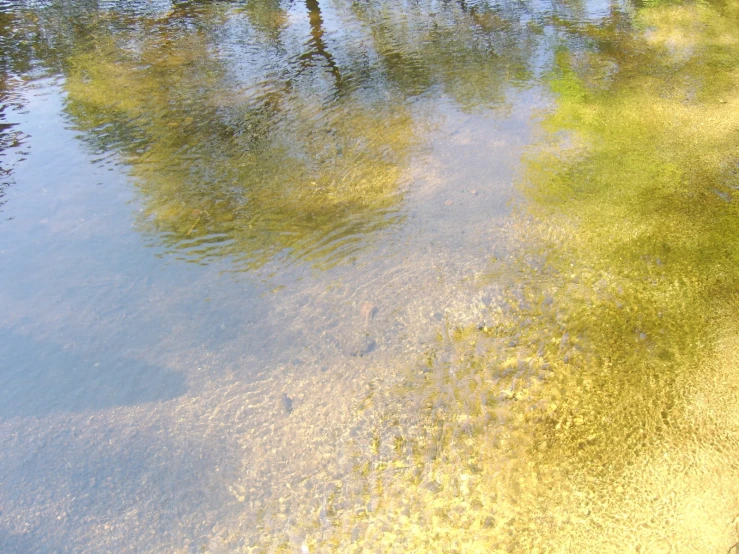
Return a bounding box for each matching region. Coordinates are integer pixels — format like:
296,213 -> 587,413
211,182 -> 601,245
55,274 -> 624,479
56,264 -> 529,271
329,332 -> 377,357
280,393 -> 293,415
358,301 -> 377,323
348,334 -> 376,357
423,480 -> 443,493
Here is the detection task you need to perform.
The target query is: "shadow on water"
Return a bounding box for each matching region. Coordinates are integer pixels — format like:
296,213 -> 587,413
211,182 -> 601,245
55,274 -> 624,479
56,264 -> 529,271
0,330 -> 187,419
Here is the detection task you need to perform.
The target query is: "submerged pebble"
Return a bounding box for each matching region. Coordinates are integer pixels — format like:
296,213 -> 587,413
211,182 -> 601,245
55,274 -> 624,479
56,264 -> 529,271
350,335 -> 376,357
281,393 -> 293,415
359,300 -> 378,323
423,480 -> 443,493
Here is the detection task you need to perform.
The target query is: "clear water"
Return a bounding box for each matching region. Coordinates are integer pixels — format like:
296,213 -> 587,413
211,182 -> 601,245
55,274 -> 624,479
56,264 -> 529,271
1,0 -> 738,552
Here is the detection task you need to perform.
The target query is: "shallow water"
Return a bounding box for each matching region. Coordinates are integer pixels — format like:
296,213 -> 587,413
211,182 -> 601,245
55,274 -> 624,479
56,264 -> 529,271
1,0 -> 738,552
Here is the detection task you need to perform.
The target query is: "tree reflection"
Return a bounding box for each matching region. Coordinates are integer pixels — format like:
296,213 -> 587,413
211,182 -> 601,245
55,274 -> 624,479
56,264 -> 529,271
350,0 -> 540,108
0,2 -> 34,211
28,0 -> 543,269
301,0 -> 344,92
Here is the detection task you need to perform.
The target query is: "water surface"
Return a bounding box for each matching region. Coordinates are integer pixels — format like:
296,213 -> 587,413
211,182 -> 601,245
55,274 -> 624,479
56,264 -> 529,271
1,0 -> 738,552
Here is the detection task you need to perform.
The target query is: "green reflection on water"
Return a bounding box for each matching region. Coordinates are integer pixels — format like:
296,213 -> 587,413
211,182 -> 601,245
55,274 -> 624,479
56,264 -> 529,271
350,0 -> 539,108
51,0 -> 540,270
62,9 -> 415,270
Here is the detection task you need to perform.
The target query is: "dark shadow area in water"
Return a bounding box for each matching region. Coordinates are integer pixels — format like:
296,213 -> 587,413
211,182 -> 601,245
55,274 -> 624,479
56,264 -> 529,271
0,330 -> 187,419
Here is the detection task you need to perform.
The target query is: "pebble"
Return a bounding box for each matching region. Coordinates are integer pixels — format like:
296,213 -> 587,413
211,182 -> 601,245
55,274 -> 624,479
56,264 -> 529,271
359,301 -> 377,323
349,335 -> 376,357
281,393 -> 293,415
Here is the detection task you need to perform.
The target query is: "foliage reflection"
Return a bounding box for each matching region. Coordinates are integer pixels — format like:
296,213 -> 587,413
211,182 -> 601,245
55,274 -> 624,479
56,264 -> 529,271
29,0 -> 543,269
